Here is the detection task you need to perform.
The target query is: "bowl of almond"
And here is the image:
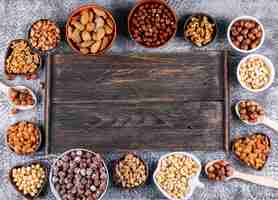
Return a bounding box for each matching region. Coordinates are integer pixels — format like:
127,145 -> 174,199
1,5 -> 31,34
66,4 -> 117,55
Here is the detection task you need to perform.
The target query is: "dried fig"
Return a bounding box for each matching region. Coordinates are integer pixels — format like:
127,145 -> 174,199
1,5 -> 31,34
100,36 -> 109,50
71,20 -> 85,31
72,29 -> 81,43
93,8 -> 107,19
90,40 -> 102,53
80,48 -> 89,54
96,28 -> 105,40
86,23 -> 95,32
80,10 -> 89,25
81,31 -> 92,41
80,40 -> 94,48
95,16 -> 105,29
104,24 -> 113,34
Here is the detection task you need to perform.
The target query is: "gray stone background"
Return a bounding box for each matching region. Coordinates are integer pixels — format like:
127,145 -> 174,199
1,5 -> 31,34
0,0 -> 278,199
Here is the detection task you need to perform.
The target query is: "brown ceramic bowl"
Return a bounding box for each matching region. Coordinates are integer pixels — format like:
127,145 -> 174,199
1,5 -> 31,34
28,19 -> 61,54
184,13 -> 217,47
4,39 -> 42,80
112,153 -> 149,189
128,0 -> 177,48
9,160 -> 48,200
6,121 -> 42,156
231,133 -> 271,170
66,4 -> 117,55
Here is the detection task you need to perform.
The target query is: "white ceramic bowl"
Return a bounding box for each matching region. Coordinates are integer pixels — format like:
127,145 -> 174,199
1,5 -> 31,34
227,16 -> 265,53
49,148 -> 109,200
153,152 -> 204,200
237,54 -> 275,92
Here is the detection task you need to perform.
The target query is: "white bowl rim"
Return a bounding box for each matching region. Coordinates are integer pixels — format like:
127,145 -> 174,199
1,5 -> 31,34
153,152 -> 204,200
49,148 -> 109,200
227,15 -> 265,53
237,53 -> 275,92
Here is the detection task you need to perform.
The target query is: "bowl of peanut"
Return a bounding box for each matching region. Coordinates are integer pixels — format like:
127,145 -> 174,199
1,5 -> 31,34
237,54 -> 275,92
153,152 -> 204,200
66,4 -> 117,55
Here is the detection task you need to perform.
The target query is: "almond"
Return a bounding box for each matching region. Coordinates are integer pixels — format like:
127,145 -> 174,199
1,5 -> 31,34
93,7 -> 107,19
90,40 -> 102,53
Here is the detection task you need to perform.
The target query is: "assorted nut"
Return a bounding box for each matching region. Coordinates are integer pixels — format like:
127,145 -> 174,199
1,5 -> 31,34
206,160 -> 233,181
238,100 -> 265,123
113,153 -> 148,189
129,1 -> 177,47
239,56 -> 271,90
7,121 -> 40,155
51,149 -> 108,200
67,6 -> 116,54
155,154 -> 199,199
11,163 -> 46,197
9,88 -> 35,106
29,19 -> 61,52
232,133 -> 270,170
5,40 -> 40,76
185,15 -> 216,46
230,19 -> 263,51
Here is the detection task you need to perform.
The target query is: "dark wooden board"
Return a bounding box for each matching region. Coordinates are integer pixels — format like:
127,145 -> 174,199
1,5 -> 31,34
45,51 -> 229,154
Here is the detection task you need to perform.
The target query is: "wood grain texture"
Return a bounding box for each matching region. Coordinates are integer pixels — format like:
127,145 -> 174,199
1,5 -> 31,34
46,51 -> 229,153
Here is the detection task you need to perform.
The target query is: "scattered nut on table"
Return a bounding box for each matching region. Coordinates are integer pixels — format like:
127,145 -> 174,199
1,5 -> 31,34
207,160 -> 233,181
185,15 -> 216,46
232,133 -> 270,170
155,154 -> 199,200
67,7 -> 115,54
113,153 -> 148,189
29,19 -> 61,52
11,163 -> 46,197
7,121 -> 40,155
239,56 -> 271,90
5,40 -> 40,76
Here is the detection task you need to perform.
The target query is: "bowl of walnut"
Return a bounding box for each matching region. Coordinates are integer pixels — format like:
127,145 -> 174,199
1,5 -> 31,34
66,4 -> 117,55
237,54 -> 275,92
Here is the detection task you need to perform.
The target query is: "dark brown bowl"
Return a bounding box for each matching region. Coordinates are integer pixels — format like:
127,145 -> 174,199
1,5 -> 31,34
28,19 -> 61,54
184,13 -> 218,47
112,153 -> 149,189
65,4 -> 117,56
9,160 -> 48,200
4,39 -> 42,80
231,133 -> 271,170
5,121 -> 42,156
128,0 -> 178,48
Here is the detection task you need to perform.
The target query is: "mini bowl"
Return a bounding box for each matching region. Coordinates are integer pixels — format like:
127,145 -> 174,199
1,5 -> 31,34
49,148 -> 109,200
112,153 -> 149,189
153,152 -> 204,200
9,160 -> 48,200
5,121 -> 42,156
184,13 -> 217,47
66,4 -> 117,56
237,54 -> 275,92
28,19 -> 61,54
227,16 -> 265,53
128,0 -> 178,48
4,39 -> 42,80
231,133 -> 271,170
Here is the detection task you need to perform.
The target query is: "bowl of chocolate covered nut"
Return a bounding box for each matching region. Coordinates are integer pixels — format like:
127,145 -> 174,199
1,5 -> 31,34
50,149 -> 109,200
128,0 -> 177,48
227,16 -> 265,53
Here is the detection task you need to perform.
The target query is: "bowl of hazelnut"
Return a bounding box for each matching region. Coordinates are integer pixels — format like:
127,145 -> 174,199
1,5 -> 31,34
66,4 -> 117,55
237,54 -> 275,92
227,16 -> 265,53
128,0 -> 177,48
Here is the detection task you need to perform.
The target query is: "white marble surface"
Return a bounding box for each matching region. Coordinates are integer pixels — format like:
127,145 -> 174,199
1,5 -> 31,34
1,0 -> 278,199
